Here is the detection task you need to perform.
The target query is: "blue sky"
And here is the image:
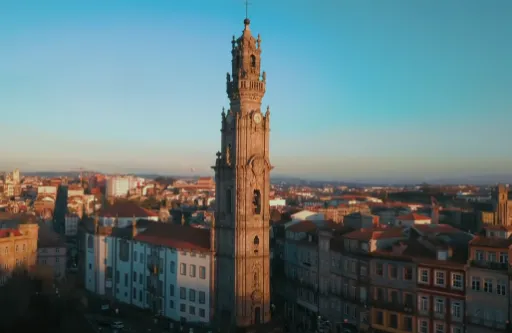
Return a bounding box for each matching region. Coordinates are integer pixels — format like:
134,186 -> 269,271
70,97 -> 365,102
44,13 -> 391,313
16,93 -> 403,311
1,0 -> 511,182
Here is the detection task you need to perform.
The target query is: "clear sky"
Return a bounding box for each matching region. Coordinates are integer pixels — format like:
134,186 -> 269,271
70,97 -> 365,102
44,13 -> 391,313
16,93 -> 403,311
1,0 -> 511,183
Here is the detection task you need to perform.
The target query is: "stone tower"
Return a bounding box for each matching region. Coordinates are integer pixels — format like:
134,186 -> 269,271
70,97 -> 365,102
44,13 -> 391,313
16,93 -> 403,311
493,184 -> 510,225
212,17 -> 272,330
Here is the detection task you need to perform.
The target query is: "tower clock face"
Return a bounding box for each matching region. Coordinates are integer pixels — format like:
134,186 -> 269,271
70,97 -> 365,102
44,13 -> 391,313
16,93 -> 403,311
253,113 -> 262,124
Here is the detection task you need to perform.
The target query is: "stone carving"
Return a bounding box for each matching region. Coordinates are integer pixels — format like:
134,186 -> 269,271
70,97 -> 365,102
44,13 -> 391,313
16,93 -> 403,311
225,145 -> 232,166
252,156 -> 264,177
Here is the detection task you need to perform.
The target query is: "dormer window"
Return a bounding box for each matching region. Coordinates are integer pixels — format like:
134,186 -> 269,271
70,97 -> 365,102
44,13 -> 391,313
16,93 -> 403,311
437,250 -> 448,261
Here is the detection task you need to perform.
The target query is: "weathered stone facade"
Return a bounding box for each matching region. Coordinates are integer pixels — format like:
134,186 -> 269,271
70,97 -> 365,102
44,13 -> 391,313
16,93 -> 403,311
212,18 -> 272,329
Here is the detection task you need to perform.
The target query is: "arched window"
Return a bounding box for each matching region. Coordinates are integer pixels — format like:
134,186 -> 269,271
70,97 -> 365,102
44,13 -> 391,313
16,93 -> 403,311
235,55 -> 240,68
253,236 -> 260,246
250,55 -> 256,67
253,190 -> 261,214
226,189 -> 232,214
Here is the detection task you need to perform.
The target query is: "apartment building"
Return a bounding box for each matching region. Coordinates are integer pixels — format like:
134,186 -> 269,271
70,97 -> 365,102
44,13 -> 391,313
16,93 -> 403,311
84,218 -> 213,323
466,226 -> 510,333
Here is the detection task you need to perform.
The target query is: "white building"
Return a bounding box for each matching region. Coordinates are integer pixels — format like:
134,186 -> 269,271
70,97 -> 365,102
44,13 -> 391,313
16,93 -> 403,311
84,220 -> 213,324
98,201 -> 159,227
269,198 -> 286,208
106,175 -> 138,198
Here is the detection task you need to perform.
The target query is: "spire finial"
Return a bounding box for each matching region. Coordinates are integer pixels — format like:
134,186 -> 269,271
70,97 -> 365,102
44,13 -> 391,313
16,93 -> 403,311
245,0 -> 251,20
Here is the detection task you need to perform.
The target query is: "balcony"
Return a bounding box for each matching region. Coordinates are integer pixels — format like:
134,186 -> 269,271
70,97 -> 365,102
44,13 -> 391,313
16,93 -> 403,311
147,264 -> 161,275
371,299 -> 415,314
467,316 -> 508,330
469,260 -> 508,271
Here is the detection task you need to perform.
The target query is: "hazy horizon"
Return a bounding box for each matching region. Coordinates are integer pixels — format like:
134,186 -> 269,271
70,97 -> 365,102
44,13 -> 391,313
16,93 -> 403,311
2,0 -> 511,180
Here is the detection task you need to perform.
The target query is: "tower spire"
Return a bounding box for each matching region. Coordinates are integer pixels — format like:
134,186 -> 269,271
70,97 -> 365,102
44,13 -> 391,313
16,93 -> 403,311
245,0 -> 251,20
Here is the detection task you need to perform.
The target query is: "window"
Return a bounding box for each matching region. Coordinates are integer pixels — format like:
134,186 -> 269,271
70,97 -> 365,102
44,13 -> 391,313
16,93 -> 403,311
434,298 -> 445,314
451,327 -> 462,333
199,291 -> 206,304
488,252 -> 496,262
418,268 -> 429,284
180,263 -> 186,275
133,288 -> 136,299
435,322 -> 445,333
180,304 -> 186,312
403,317 -> 413,332
140,253 -> 144,263
418,320 -> 428,333
169,300 -> 174,309
134,251 -> 137,262
254,236 -> 260,246
451,273 -> 463,289
419,296 -> 429,311
389,265 -> 397,279
189,306 -> 195,315
15,245 -> 19,253
199,266 -> 206,279
190,264 -> 196,277
124,273 -> 128,287
199,309 -> 205,317
180,287 -> 186,300
389,314 -> 398,328
484,278 -> 493,293
189,289 -> 196,302
253,190 -> 261,214
375,263 -> 383,276
170,261 -> 175,273
475,250 -> 484,261
434,271 -> 445,286
471,276 -> 481,291
497,280 -> 507,295
376,311 -> 383,325
343,304 -> 349,315
133,272 -> 137,282
360,265 -> 368,276
56,257 -> 60,263
170,284 -> 175,297
250,54 -> 256,67
139,273 -> 143,284
499,252 -> 508,263
404,267 -> 413,280
451,301 -> 461,319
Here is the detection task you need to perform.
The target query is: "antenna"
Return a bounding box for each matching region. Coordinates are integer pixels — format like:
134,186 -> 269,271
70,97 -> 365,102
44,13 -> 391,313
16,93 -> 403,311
244,0 -> 252,19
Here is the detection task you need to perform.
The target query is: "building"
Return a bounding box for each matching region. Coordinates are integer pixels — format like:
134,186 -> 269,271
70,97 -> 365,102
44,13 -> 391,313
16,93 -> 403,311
97,201 -> 159,226
492,184 -> 512,226
395,213 -> 431,226
84,219 -> 212,323
64,214 -> 80,237
212,16 -> 273,330
466,226 -> 510,333
0,216 -> 39,284
106,175 -> 137,198
37,223 -> 67,281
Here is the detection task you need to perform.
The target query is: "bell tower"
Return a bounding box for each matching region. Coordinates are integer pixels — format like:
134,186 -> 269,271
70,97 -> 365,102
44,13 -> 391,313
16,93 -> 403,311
212,17 -> 272,330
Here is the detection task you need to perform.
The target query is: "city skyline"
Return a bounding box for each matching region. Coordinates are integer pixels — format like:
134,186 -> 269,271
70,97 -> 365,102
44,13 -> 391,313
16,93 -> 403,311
1,0 -> 511,182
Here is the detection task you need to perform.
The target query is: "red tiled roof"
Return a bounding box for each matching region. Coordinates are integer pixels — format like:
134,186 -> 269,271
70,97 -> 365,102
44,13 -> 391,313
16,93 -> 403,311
412,224 -> 458,234
397,213 -> 431,220
0,229 -> 22,238
134,223 -> 210,252
470,236 -> 512,249
287,220 -> 317,233
98,201 -> 158,218
344,226 -> 405,241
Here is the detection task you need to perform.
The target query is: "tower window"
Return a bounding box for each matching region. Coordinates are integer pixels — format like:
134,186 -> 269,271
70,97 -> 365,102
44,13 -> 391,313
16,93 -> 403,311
253,190 -> 261,215
226,189 -> 232,214
235,55 -> 240,68
250,55 -> 256,67
253,236 -> 259,246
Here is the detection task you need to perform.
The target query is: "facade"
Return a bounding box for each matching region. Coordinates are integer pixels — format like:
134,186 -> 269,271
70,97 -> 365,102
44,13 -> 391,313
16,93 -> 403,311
37,223 -> 67,281
65,214 -> 80,236
466,228 -> 510,333
0,221 -> 39,284
212,17 -> 272,329
106,175 -> 137,198
492,184 -> 512,226
84,220 -> 213,323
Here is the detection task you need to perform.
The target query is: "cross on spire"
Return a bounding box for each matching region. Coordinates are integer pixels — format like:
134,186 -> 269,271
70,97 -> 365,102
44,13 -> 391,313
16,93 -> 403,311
244,0 -> 251,19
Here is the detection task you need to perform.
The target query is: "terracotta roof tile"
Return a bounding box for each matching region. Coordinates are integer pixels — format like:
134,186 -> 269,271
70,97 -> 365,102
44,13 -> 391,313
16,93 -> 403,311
0,229 -> 22,238
412,223 -> 458,234
396,213 -> 431,220
99,201 -> 158,218
344,226 -> 405,241
134,223 -> 210,252
470,236 -> 512,249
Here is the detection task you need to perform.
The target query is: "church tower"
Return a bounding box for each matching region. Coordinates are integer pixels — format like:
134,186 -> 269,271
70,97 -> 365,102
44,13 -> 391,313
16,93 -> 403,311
212,16 -> 272,330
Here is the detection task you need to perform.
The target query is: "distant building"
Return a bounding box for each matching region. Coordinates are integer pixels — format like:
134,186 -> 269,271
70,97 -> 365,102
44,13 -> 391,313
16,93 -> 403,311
394,213 -> 431,226
106,175 -> 138,198
37,223 -> 67,281
97,201 -> 159,227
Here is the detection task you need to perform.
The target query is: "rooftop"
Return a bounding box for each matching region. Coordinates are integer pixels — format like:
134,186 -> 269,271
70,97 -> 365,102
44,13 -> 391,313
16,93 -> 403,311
98,201 -> 158,218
